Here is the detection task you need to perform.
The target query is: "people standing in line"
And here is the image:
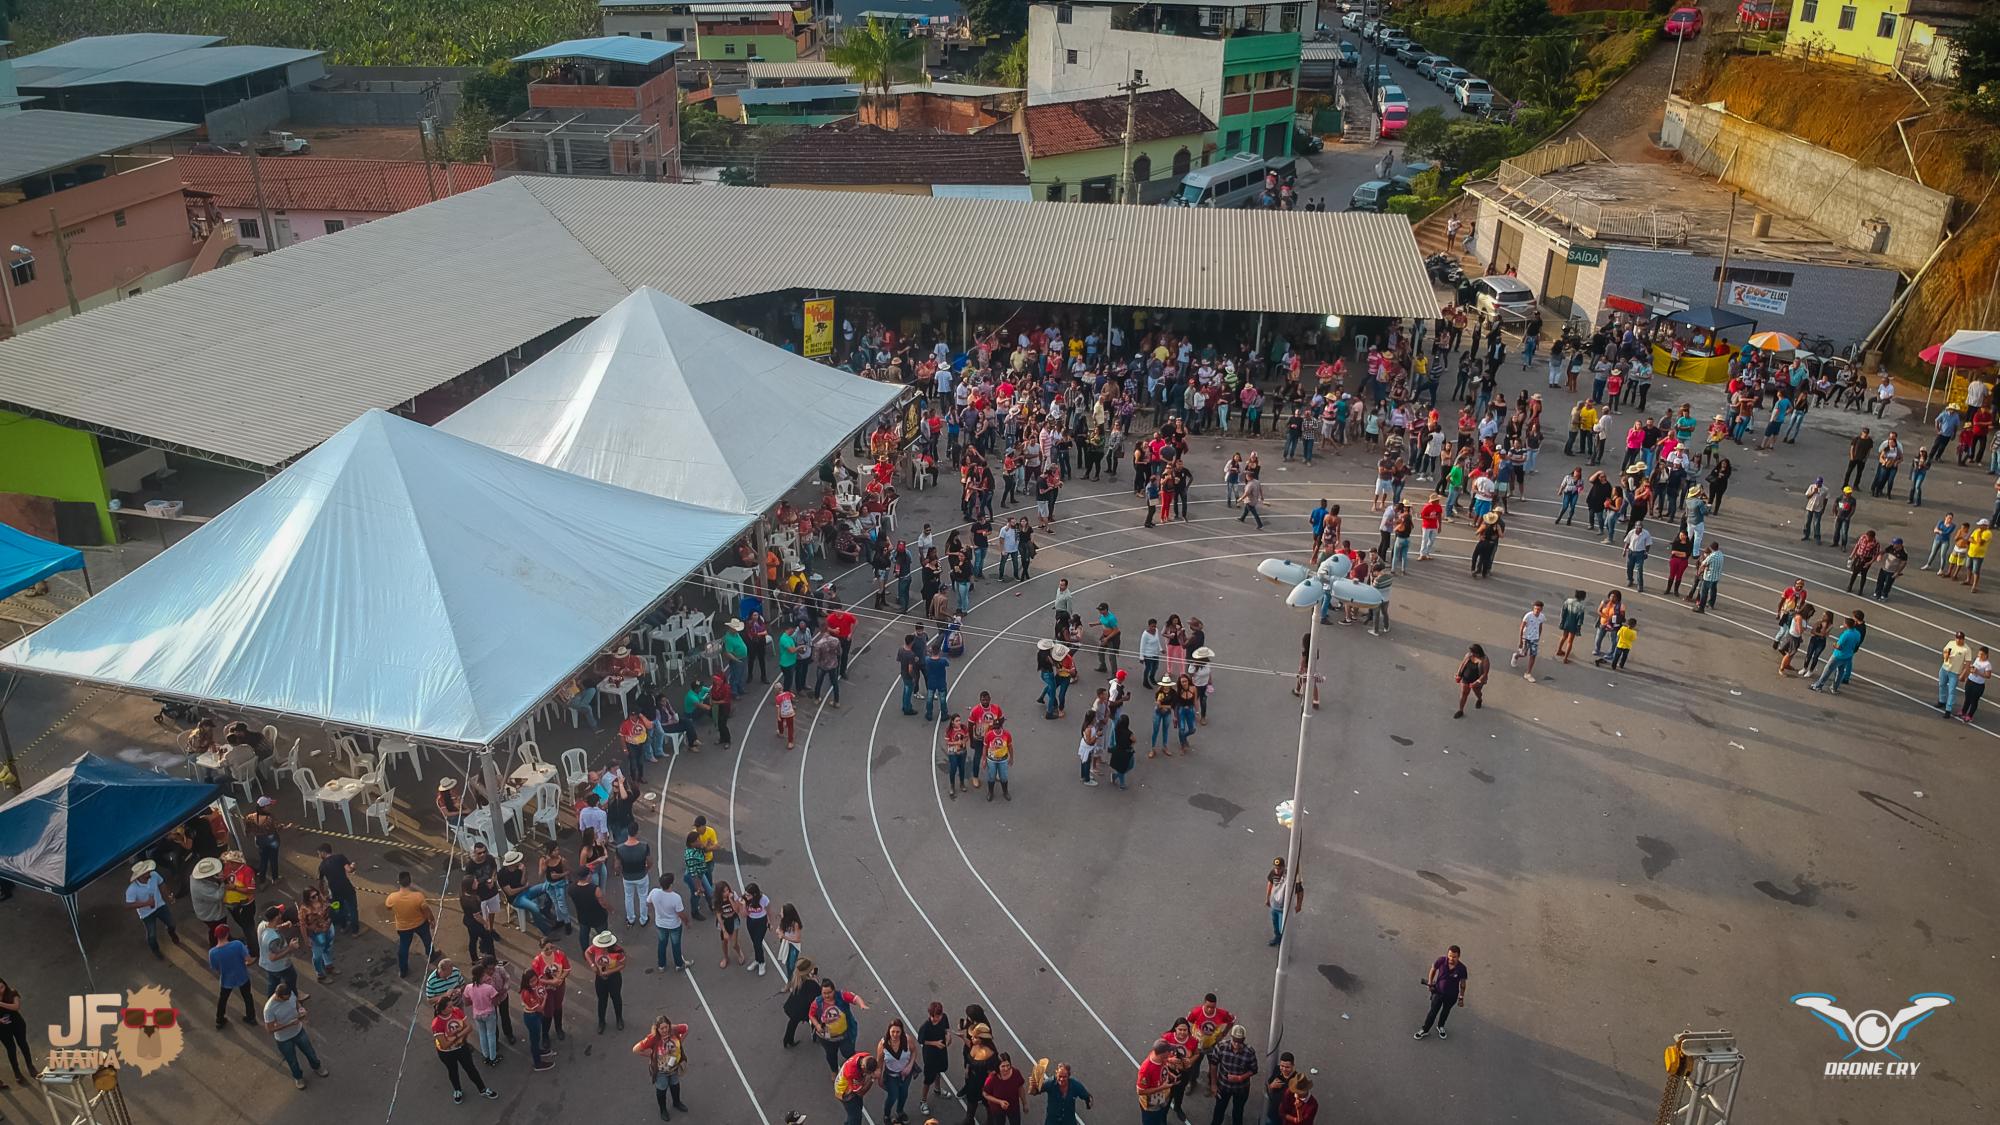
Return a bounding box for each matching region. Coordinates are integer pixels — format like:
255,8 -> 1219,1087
1412,946 -> 1469,1041
633,1014 -> 691,1120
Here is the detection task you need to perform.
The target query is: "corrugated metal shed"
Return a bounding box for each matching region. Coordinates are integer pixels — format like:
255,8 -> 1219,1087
54,45 -> 324,88
514,37 -> 684,65
0,177 -> 1436,468
7,35 -> 224,87
0,110 -> 198,185
737,83 -> 859,105
524,177 -> 1439,322
0,180 -> 628,467
747,60 -> 852,82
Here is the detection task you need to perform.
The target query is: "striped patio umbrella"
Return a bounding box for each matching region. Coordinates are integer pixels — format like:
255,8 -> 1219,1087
1748,331 -> 1802,352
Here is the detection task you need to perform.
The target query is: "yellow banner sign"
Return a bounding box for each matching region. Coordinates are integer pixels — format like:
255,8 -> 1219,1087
803,298 -> 835,358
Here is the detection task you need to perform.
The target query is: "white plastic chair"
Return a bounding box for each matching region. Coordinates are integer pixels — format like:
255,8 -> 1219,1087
518,741 -> 546,771
689,612 -> 715,649
227,757 -> 262,803
364,787 -> 396,837
270,738 -> 305,792
333,734 -> 373,774
560,748 -> 589,789
529,783 -> 561,840
293,768 -> 333,827
261,723 -> 280,750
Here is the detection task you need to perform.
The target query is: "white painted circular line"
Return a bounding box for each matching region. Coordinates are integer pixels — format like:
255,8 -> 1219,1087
896,532 -> 1304,1069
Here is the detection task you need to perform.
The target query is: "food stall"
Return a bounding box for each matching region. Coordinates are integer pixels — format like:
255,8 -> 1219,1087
1652,306 -> 1757,386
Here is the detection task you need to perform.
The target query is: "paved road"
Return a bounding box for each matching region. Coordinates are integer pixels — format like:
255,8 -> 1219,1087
1560,0 -> 1740,158
1307,32 -> 1469,211
0,373 -> 1993,1125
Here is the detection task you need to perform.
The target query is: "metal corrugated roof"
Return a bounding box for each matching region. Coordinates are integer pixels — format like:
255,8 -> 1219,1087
7,35 -> 224,86
0,110 -> 198,184
737,83 -> 858,104
0,179 -> 628,467
523,177 -> 1439,322
514,37 -> 684,65
747,60 -> 851,81
0,177 -> 1435,468
53,45 -> 324,88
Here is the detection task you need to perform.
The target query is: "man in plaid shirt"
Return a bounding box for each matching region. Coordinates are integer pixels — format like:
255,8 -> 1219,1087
1208,1025 -> 1260,1125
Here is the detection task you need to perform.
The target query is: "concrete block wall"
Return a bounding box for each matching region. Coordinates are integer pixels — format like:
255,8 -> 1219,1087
1663,95 -> 1952,273
204,88 -> 294,145
1602,247 -> 1901,348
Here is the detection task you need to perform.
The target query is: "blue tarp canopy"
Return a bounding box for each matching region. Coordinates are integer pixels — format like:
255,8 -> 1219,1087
1667,305 -> 1757,333
0,522 -> 84,601
0,753 -> 222,895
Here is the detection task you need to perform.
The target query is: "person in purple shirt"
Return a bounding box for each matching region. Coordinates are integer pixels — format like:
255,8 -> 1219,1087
1412,945 -> 1468,1041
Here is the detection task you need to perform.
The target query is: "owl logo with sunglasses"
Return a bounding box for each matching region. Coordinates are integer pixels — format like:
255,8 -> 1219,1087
112,987 -> 185,1075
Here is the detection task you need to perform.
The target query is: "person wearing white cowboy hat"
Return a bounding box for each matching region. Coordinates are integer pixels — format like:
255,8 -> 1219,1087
1148,676 -> 1178,757
436,777 -> 468,827
585,930 -> 627,1033
126,858 -> 180,958
1189,646 -> 1216,726
190,854 -> 231,935
1045,643 -> 1074,720
721,616 -> 750,696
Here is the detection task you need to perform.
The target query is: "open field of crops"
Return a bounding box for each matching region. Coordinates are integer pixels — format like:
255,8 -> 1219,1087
7,0 -> 599,65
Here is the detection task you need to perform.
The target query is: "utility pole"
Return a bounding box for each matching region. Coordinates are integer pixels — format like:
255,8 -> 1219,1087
46,208 -> 80,316
1118,76 -> 1148,204
1713,190 -> 1738,308
416,118 -> 442,201
1667,29 -> 1686,98
246,149 -> 281,251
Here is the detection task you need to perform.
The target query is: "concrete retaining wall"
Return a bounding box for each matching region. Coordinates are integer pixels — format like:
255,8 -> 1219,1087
204,88 -> 293,145
1662,95 -> 1952,273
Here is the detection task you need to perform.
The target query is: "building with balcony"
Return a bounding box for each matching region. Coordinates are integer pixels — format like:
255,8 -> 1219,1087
0,108 -> 201,338
1782,0 -> 1975,79
1027,1 -> 1307,160
600,1 -> 823,61
8,34 -> 327,145
490,37 -> 683,182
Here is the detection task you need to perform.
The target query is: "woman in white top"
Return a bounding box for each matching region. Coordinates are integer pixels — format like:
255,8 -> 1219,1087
1076,718 -> 1102,787
741,884 -> 772,977
1960,647 -> 1990,722
877,1017 -> 917,1123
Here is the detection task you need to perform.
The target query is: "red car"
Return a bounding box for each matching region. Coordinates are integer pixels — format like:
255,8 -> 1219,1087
1737,1 -> 1789,29
1664,6 -> 1704,37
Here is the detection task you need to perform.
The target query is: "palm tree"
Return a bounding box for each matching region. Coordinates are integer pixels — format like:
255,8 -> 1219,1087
827,18 -> 926,104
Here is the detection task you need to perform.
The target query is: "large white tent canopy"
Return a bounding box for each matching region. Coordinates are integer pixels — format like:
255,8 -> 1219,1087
0,411 -> 753,746
437,287 -> 902,512
1923,329 -> 2000,418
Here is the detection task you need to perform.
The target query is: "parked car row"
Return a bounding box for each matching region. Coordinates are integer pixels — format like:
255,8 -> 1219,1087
1343,15 -> 1494,124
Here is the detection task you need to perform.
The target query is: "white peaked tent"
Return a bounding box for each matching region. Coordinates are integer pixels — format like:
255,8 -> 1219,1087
1924,329 -> 2000,419
0,411 -> 754,747
437,286 -> 902,512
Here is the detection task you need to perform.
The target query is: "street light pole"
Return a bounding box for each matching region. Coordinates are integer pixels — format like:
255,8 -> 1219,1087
1266,609 -> 1316,1059
1667,31 -> 1686,98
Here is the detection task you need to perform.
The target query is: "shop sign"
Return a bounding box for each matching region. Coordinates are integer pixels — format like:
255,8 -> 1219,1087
1726,281 -> 1790,315
1565,245 -> 1606,267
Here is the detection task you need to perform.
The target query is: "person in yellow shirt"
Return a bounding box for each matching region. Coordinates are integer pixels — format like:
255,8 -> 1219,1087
383,871 -> 435,979
1597,618 -> 1638,672
1965,519 -> 1991,593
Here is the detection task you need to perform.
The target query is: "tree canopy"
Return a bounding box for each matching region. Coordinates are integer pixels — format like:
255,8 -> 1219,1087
827,18 -> 926,95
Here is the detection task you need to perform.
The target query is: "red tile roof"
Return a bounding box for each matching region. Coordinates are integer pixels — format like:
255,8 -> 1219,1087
1022,89 -> 1214,159
752,123 -> 1026,186
176,154 -> 495,214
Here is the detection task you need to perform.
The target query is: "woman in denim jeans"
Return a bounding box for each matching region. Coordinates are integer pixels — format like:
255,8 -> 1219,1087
1150,679 -> 1175,755
878,1019 -> 916,1123
1174,675 -> 1199,751
299,886 -> 336,981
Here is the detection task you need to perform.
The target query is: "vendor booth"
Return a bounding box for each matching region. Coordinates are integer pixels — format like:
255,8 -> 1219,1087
0,754 -> 223,983
1654,306 -> 1758,385
1921,329 -> 2000,421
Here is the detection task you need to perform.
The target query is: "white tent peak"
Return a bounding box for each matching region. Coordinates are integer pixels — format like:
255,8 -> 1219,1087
0,409 -> 753,746
436,286 -> 901,513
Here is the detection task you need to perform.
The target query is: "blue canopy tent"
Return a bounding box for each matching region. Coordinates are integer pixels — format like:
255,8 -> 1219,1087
0,754 -> 224,984
0,522 -> 88,600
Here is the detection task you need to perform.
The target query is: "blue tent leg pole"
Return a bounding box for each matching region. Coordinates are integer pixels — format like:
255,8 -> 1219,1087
66,894 -> 96,991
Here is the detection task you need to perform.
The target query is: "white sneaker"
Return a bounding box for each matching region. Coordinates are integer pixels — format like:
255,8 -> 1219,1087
746,962 -> 758,973
1509,651 -> 1520,667
757,961 -> 767,976
1523,673 -> 1536,683
1083,779 -> 1099,786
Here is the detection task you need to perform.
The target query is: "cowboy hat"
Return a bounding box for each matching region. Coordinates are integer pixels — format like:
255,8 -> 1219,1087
1159,677 -> 1176,688
1051,644 -> 1071,661
1687,486 -> 1704,498
502,850 -> 524,866
1037,639 -> 1054,651
193,857 -> 224,879
1482,512 -> 1500,525
438,777 -> 458,790
726,618 -> 745,632
130,860 -> 157,878
613,645 -> 631,657
591,931 -> 619,949
1191,646 -> 1215,660
1623,462 -> 1644,474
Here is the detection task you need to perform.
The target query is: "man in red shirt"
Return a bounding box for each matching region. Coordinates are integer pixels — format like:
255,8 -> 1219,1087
1186,993 -> 1235,1088
1418,493 -> 1444,561
1135,1040 -> 1175,1125
824,603 -> 857,679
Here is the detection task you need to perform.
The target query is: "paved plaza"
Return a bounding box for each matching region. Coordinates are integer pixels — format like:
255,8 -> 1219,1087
0,370 -> 1993,1125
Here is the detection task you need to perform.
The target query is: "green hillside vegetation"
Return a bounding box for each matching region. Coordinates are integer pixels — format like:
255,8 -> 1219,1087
6,0 -> 599,65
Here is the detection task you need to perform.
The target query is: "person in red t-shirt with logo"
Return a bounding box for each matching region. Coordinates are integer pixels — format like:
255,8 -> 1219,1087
1418,493 -> 1445,561
1186,993 -> 1235,1092
1135,1040 -> 1175,1125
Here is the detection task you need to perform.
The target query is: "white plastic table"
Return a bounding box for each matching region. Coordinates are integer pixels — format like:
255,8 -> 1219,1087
312,777 -> 368,834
